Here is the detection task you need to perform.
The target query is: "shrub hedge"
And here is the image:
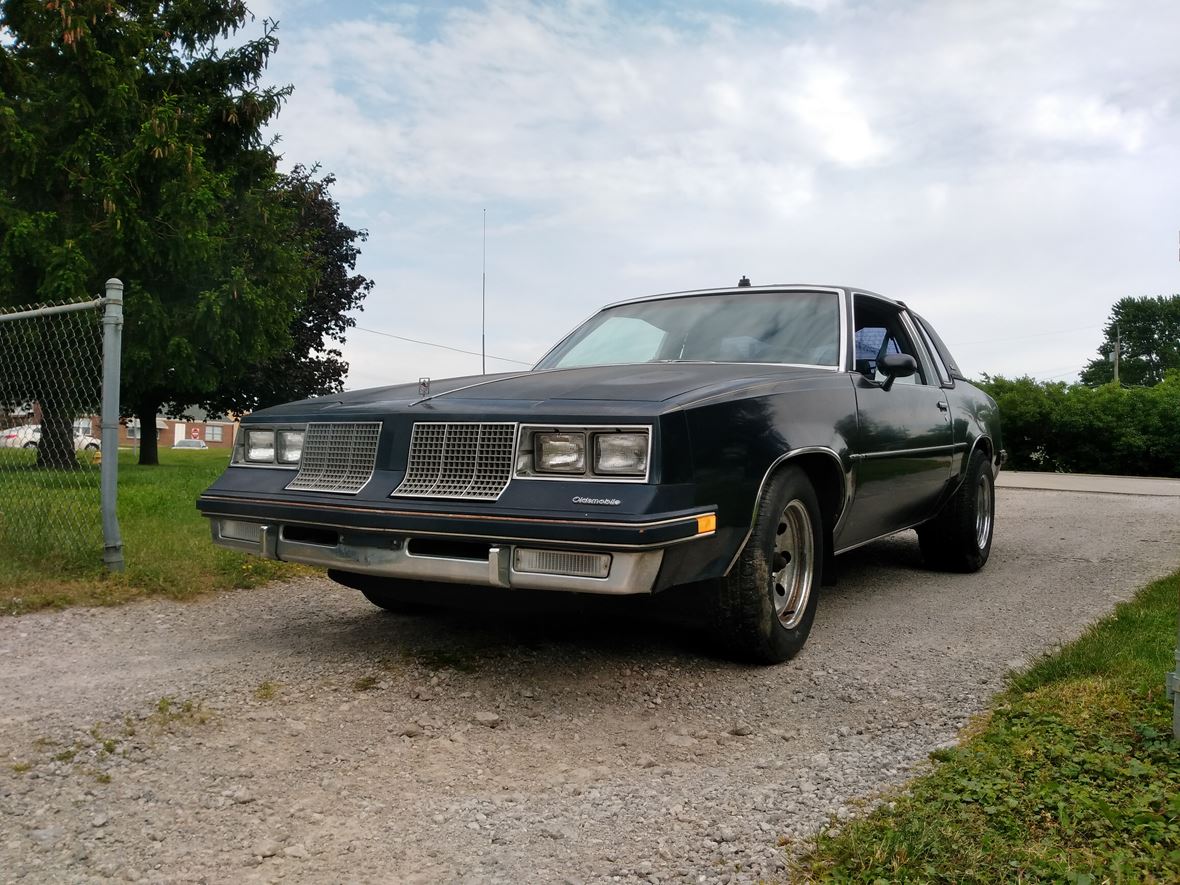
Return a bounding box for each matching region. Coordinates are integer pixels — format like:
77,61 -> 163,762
976,371 -> 1180,477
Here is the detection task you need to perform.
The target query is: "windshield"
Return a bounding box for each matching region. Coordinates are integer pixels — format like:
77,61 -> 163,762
536,290 -> 841,370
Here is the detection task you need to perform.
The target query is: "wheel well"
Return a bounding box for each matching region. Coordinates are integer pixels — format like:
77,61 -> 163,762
781,452 -> 845,534
969,435 -> 994,471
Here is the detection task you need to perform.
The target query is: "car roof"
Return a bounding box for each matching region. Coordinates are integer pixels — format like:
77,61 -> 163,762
603,284 -> 903,310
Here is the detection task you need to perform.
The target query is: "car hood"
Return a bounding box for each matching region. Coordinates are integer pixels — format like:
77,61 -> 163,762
254,362 -> 835,419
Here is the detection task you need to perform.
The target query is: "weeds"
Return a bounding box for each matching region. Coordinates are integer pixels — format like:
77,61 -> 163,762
151,696 -> 211,727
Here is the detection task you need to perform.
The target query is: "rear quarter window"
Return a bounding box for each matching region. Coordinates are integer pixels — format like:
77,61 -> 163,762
913,314 -> 965,381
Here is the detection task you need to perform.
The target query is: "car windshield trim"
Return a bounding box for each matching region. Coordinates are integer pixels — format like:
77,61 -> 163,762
535,288 -> 845,371
538,360 -> 840,371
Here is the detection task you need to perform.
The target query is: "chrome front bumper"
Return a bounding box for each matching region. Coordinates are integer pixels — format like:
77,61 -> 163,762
209,519 -> 664,596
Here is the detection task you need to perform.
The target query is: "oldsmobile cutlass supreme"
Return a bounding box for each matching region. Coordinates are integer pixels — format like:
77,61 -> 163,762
198,282 -> 1003,663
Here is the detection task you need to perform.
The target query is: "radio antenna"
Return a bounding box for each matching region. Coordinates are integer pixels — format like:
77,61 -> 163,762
481,208 -> 487,375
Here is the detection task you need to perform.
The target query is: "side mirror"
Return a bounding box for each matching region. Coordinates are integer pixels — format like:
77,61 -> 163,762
878,353 -> 917,391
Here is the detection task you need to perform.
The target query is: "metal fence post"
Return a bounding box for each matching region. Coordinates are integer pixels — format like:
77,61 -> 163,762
1170,608 -> 1180,740
100,278 -> 125,572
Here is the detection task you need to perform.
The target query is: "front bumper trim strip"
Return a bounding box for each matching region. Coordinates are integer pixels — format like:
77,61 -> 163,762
210,520 -> 664,595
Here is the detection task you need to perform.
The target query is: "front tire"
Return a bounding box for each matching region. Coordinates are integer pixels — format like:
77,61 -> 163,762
710,466 -> 824,664
918,449 -> 995,572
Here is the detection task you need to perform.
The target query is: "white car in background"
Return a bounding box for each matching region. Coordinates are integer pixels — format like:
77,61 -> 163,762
0,425 -> 38,448
0,424 -> 101,451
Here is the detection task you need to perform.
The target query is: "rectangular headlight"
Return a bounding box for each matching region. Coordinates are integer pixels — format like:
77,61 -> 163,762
245,429 -> 275,463
535,432 -> 586,474
277,429 -> 304,464
593,432 -> 648,476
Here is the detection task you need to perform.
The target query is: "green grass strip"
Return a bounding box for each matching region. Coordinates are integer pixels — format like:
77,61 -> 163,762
794,571 -> 1180,884
1,448 -> 302,615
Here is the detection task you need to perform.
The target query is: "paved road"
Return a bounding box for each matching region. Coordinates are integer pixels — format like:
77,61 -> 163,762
1,485 -> 1178,884
998,470 -> 1180,496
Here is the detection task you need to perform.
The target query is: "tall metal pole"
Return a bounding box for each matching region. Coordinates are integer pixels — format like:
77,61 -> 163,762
1171,627 -> 1180,739
1173,240 -> 1180,737
100,278 -> 125,572
1113,323 -> 1120,386
481,209 -> 487,375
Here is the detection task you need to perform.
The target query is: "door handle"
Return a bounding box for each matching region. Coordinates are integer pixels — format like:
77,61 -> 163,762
937,401 -> 949,411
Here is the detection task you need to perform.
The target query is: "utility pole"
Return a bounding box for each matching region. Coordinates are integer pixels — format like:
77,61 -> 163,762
1109,322 -> 1120,385
481,209 -> 486,376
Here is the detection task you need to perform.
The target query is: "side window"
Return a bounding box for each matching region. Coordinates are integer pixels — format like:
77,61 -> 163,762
852,297 -> 929,385
914,314 -> 964,381
914,320 -> 951,386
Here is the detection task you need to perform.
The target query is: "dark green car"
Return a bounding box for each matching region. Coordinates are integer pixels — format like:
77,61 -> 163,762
199,283 -> 1003,663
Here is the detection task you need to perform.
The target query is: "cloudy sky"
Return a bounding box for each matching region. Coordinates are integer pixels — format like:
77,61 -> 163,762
248,0 -> 1179,389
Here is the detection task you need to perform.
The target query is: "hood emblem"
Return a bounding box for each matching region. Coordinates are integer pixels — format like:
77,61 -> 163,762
573,496 -> 622,506
418,377 -> 430,397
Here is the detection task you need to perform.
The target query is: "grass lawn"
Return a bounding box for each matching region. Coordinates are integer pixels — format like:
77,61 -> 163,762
793,570 -> 1180,883
0,447 -> 300,615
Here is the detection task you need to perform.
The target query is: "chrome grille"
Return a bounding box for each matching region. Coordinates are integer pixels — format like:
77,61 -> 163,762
286,422 -> 381,494
393,422 -> 516,500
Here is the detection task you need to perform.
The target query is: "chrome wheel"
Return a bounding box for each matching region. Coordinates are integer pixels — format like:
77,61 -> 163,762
974,474 -> 993,551
772,499 -> 815,630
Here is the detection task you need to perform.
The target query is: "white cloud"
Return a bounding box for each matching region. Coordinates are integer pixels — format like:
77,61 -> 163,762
786,67 -> 889,166
761,0 -> 844,12
1029,95 -> 1148,153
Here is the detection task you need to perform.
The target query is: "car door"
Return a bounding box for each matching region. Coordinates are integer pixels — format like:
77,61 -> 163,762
837,295 -> 954,550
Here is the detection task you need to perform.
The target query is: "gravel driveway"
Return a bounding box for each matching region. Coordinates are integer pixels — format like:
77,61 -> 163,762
2,487 -> 1179,884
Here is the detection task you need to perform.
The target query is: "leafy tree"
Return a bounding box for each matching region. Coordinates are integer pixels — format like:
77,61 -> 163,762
1080,295 -> 1180,387
199,164 -> 372,416
0,0 -> 311,465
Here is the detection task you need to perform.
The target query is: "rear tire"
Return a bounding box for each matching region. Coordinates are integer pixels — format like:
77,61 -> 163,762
918,449 -> 994,572
709,466 -> 823,664
327,570 -> 438,615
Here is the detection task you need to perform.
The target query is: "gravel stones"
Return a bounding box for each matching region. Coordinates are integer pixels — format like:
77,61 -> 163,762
473,711 -> 502,728
253,839 -> 283,858
0,490 -> 1178,883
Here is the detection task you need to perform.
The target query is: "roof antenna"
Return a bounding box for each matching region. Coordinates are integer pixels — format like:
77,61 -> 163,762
737,275 -> 751,287
481,208 -> 487,375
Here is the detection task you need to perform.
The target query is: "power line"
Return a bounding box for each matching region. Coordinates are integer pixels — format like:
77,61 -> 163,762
1035,367 -> 1081,380
959,323 -> 1102,347
353,325 -> 532,366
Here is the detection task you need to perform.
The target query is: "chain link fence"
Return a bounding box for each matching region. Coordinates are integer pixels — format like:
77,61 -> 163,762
0,280 -> 124,573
